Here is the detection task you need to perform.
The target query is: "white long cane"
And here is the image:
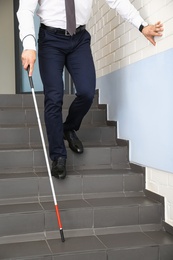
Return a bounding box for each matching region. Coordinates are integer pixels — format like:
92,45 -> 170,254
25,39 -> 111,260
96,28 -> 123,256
27,69 -> 65,242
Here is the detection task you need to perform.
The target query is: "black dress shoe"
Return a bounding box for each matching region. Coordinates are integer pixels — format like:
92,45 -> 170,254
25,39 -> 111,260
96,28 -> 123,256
64,130 -> 83,154
51,157 -> 66,179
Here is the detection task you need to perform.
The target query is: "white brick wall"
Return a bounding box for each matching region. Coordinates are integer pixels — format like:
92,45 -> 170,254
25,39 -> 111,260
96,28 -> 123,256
87,0 -> 173,78
146,168 -> 173,226
87,0 -> 173,226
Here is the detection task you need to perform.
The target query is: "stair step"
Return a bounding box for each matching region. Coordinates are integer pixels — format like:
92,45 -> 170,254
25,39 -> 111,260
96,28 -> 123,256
0,107 -> 107,126
0,169 -> 144,202
0,196 -> 163,238
0,230 -> 173,260
0,94 -> 99,109
0,146 -> 129,170
0,125 -> 117,147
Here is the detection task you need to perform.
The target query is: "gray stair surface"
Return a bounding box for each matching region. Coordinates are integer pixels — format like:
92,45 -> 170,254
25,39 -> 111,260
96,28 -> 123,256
0,94 -> 173,260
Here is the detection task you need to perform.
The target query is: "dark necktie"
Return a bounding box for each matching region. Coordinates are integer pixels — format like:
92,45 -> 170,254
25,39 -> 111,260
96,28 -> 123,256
65,0 -> 76,35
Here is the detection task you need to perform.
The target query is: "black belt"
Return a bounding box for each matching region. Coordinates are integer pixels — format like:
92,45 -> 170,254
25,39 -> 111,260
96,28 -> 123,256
40,24 -> 86,36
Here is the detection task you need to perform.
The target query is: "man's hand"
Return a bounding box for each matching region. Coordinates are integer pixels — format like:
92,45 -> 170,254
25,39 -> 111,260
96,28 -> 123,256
142,21 -> 164,46
21,50 -> 36,76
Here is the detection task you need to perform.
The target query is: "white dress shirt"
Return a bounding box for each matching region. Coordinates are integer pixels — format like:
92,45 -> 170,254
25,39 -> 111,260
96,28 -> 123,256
17,0 -> 145,51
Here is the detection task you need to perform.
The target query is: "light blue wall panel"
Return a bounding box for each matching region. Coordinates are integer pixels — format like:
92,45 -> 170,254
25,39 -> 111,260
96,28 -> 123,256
97,48 -> 173,173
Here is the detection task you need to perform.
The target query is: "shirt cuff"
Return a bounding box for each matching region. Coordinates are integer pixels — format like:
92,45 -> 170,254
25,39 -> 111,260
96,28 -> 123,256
131,16 -> 145,29
23,35 -> 36,51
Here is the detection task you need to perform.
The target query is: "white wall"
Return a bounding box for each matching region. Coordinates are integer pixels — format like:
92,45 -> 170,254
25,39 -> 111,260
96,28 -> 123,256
87,0 -> 173,226
0,0 -> 15,94
146,168 -> 173,227
88,0 -> 173,77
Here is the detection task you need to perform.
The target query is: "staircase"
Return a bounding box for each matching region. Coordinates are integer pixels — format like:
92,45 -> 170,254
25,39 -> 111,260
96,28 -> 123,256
0,93 -> 173,260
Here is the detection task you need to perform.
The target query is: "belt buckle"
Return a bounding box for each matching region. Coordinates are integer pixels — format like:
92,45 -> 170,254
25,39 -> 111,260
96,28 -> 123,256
65,30 -> 71,36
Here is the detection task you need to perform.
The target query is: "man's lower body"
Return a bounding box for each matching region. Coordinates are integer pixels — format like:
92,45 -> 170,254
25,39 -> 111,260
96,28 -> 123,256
38,25 -> 96,179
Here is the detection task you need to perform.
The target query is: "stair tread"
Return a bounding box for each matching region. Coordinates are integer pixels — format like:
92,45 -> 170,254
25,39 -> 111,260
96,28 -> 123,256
0,168 -> 144,203
0,196 -> 160,214
0,145 -> 124,151
0,231 -> 173,260
0,124 -> 117,147
0,168 -> 140,178
98,230 -> 173,249
0,142 -> 117,150
0,196 -> 162,243
0,145 -> 129,171
0,94 -> 99,109
0,122 -> 108,128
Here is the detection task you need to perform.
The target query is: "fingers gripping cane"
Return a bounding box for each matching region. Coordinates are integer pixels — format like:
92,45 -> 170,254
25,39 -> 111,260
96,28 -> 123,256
27,69 -> 65,242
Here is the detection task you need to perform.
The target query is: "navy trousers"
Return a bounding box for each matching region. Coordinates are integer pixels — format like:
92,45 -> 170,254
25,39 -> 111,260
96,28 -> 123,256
38,27 -> 96,161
